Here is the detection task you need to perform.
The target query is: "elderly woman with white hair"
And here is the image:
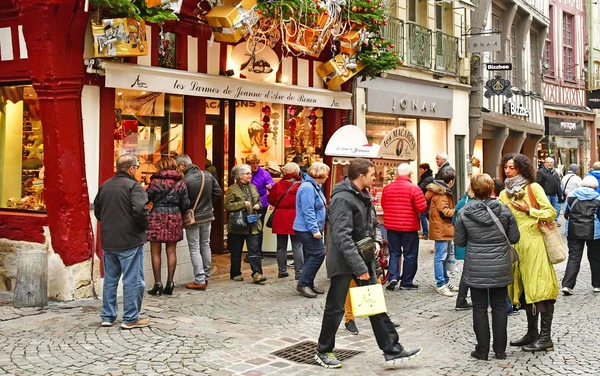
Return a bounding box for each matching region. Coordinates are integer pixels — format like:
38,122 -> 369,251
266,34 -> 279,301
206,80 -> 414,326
562,175 -> 600,295
224,164 -> 265,284
267,162 -> 304,279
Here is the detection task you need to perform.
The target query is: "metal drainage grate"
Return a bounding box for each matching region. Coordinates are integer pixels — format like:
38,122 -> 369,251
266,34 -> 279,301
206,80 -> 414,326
271,340 -> 364,366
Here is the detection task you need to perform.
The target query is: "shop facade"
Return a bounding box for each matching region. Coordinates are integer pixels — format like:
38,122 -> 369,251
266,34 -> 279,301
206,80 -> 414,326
0,1 -> 351,299
356,77 -> 470,198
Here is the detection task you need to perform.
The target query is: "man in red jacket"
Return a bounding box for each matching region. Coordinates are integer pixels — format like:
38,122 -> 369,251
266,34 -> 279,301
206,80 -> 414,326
381,163 -> 428,291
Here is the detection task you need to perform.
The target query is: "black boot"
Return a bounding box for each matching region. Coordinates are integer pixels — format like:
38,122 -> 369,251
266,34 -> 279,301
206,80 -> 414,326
163,281 -> 175,295
147,282 -> 163,296
510,304 -> 539,347
523,304 -> 554,352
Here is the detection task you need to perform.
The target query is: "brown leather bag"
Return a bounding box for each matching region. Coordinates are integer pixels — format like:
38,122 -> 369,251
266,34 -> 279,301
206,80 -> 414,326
183,171 -> 205,228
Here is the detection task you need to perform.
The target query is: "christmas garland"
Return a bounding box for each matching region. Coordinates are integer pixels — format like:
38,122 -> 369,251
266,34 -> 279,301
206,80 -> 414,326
91,0 -> 178,23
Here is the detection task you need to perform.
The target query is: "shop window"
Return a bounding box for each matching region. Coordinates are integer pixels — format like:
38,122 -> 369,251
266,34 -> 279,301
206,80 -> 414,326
0,85 -> 46,211
114,89 -> 184,186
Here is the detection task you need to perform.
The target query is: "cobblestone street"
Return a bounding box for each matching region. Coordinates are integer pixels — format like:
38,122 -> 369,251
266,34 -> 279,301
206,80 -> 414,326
1,237 -> 600,376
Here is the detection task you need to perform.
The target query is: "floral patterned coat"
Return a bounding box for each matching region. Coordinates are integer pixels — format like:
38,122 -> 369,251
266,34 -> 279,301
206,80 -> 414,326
147,169 -> 190,243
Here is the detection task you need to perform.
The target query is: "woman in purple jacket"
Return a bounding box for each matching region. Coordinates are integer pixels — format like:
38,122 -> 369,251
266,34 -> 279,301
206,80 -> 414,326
247,154 -> 275,257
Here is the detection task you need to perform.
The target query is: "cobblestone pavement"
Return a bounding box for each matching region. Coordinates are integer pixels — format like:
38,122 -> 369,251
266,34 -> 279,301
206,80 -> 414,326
2,232 -> 600,375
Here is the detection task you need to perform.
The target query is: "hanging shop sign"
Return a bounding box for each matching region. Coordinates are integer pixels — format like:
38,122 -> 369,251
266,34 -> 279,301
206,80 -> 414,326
466,34 -> 501,53
484,75 -> 513,98
548,118 -> 584,136
588,90 -> 600,109
377,127 -> 417,161
102,62 -> 352,109
486,63 -> 512,71
503,101 -> 530,117
359,78 -> 453,119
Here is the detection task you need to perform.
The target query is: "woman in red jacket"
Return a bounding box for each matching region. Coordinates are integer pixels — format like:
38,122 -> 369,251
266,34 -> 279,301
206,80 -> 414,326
267,162 -> 303,279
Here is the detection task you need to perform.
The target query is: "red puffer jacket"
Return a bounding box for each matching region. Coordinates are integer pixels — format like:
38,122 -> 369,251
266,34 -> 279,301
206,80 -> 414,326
267,174 -> 302,235
381,176 -> 428,232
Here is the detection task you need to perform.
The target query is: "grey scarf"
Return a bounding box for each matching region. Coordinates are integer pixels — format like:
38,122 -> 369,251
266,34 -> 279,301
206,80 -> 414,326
504,175 -> 529,199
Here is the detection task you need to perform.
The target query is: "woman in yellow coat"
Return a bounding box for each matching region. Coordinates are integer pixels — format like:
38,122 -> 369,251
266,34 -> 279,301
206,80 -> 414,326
499,154 -> 558,352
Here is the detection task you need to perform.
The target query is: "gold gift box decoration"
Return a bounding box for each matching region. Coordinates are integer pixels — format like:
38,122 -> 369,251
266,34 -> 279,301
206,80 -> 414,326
317,54 -> 365,88
205,0 -> 258,43
145,0 -> 169,8
92,18 -> 148,57
285,11 -> 331,57
339,25 -> 365,56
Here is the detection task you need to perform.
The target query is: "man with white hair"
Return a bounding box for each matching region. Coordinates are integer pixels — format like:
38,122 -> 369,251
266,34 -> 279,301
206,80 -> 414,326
537,157 -> 562,224
434,152 -> 454,180
586,161 -> 600,194
562,175 -> 600,295
381,163 -> 428,291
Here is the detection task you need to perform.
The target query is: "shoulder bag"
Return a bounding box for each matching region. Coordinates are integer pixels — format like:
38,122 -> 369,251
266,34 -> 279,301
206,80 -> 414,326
561,174 -> 575,202
485,205 -> 519,264
183,171 -> 204,228
527,185 -> 567,264
266,181 -> 299,228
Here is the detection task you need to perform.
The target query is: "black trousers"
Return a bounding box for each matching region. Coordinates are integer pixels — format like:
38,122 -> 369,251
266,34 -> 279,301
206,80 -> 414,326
317,267 -> 400,354
456,272 -> 470,303
471,286 -> 508,355
564,238 -> 600,289
228,233 -> 262,279
256,207 -> 268,256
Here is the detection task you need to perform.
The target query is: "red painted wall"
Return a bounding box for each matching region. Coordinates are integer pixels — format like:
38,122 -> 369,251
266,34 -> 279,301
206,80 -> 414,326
0,212 -> 47,244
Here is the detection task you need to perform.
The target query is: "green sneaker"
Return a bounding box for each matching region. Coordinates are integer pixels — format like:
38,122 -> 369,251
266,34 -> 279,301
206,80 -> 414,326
315,352 -> 342,369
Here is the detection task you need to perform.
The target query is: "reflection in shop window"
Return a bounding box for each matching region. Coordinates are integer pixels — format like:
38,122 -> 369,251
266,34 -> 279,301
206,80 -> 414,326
0,85 -> 46,211
114,89 -> 184,186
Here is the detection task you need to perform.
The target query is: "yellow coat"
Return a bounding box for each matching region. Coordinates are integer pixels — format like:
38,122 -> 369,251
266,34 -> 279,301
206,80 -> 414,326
499,183 -> 559,306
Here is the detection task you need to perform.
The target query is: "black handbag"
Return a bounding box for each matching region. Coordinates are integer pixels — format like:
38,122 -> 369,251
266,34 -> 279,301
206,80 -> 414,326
356,237 -> 376,263
229,209 -> 248,231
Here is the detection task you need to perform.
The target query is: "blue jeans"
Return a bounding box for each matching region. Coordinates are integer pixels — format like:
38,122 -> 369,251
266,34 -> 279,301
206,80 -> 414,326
547,194 -> 561,222
420,213 -> 429,238
386,230 -> 419,285
185,222 -> 212,284
100,245 -> 145,324
296,231 -> 325,288
434,240 -> 451,288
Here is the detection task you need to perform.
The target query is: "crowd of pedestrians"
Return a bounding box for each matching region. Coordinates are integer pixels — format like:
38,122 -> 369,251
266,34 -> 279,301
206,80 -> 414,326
93,150 -> 600,369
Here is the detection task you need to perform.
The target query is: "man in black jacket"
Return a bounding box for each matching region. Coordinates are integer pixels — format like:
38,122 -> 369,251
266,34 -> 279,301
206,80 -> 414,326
537,157 -> 562,224
94,154 -> 150,330
314,158 -> 421,369
176,154 -> 222,290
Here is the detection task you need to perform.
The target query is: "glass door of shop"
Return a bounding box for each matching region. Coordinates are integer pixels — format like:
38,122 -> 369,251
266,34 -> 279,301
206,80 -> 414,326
206,99 -> 237,254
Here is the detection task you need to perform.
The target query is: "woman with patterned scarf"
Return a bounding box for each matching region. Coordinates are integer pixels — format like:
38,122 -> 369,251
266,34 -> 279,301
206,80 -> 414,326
498,153 -> 559,352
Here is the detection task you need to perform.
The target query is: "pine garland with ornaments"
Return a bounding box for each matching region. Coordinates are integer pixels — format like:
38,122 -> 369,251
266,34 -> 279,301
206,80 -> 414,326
90,0 -> 178,23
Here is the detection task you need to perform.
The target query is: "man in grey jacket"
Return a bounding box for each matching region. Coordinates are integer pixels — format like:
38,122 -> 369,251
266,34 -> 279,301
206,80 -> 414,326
314,158 -> 421,369
94,154 -> 150,330
176,154 -> 222,290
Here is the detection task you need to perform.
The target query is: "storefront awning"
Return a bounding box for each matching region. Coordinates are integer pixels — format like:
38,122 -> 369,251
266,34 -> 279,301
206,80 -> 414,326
100,62 -> 353,110
544,104 -> 596,115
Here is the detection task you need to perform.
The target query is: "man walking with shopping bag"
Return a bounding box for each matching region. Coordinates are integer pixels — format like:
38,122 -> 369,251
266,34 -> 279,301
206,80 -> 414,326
314,158 -> 421,369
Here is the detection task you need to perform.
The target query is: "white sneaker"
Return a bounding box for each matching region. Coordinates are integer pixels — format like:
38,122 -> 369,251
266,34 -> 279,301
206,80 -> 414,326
436,284 -> 454,297
593,287 -> 600,293
447,283 -> 459,292
562,287 -> 574,296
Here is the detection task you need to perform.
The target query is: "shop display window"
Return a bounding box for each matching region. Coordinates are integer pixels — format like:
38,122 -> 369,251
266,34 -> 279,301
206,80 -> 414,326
0,85 -> 46,211
114,89 -> 184,186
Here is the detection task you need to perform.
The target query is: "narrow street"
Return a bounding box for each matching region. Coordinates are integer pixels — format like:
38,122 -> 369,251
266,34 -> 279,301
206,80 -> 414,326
2,238 -> 599,376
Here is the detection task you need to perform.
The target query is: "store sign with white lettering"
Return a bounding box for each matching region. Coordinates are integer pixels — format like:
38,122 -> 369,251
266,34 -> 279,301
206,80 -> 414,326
486,63 -> 512,71
503,101 -> 530,117
102,62 -> 353,109
377,127 -> 417,160
548,118 -> 584,136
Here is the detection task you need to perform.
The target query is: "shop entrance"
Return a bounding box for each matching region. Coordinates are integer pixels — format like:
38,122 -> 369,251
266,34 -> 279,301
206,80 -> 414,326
206,99 -> 237,254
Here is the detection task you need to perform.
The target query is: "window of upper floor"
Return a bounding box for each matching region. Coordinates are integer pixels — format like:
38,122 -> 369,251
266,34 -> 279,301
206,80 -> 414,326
562,12 -> 576,82
492,14 -> 501,63
510,24 -> 518,84
530,31 -> 539,92
543,5 -> 555,78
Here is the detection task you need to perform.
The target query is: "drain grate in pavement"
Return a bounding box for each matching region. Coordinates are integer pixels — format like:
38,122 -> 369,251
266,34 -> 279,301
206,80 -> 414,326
271,340 -> 364,366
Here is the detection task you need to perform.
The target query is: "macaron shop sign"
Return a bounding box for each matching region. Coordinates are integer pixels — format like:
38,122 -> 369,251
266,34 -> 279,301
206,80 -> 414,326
378,127 -> 417,160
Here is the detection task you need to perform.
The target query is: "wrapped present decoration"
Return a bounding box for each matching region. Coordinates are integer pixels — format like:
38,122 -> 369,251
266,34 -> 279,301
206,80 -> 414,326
205,0 -> 258,43
339,24 -> 365,56
285,11 -> 331,57
92,18 -> 148,57
317,53 -> 365,88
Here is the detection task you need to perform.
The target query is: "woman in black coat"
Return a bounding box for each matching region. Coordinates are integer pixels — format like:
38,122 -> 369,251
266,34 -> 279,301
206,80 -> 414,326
454,174 -> 520,361
417,163 -> 434,239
